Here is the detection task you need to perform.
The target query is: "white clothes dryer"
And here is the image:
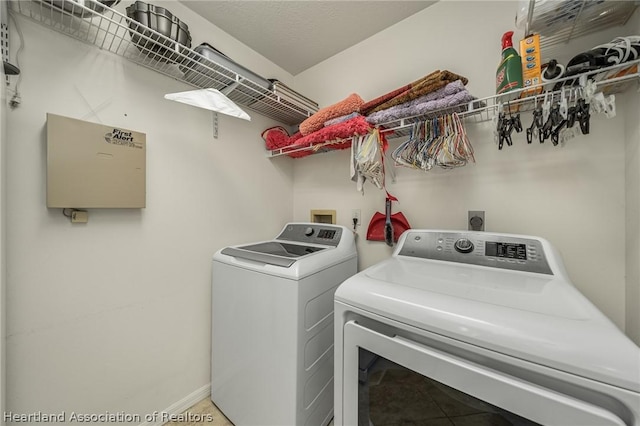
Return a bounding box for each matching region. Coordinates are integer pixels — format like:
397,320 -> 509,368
334,230 -> 639,426
212,223 -> 357,426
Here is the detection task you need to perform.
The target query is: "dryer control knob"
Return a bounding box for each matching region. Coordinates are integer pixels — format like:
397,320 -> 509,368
454,238 -> 474,253
304,227 -> 315,237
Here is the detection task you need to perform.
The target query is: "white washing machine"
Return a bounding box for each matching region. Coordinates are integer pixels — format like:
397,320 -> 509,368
334,230 -> 640,426
212,223 -> 357,426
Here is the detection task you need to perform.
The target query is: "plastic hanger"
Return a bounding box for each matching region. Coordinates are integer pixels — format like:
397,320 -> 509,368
527,96 -> 544,144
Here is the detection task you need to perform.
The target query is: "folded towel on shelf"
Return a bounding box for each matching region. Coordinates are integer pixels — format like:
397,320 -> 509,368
368,70 -> 468,114
284,132 -> 306,157
412,90 -> 475,115
261,125 -> 306,153
404,80 -> 466,108
359,70 -> 441,115
289,115 -> 373,157
360,84 -> 412,116
367,89 -> 475,125
262,126 -> 290,150
324,112 -> 360,127
366,80 -> 466,123
299,93 -> 364,136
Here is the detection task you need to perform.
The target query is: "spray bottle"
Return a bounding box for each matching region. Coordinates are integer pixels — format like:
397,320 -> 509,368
496,31 -> 523,94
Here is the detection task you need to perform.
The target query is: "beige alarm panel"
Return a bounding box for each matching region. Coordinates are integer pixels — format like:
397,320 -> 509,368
47,113 -> 146,208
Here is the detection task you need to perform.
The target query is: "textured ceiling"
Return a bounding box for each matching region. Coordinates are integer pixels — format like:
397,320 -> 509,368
180,1 -> 436,75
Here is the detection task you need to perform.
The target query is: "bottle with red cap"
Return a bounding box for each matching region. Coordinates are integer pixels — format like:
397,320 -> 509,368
496,31 -> 524,94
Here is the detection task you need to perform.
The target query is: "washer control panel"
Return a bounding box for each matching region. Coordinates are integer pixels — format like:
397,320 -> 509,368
398,231 -> 552,275
277,224 -> 343,247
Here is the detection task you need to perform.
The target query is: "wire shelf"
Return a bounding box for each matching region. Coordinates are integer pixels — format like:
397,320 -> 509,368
267,59 -> 639,158
520,0 -> 638,50
10,0 -> 317,125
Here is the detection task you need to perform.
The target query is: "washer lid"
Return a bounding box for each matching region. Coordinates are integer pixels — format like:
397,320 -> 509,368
214,223 -> 357,280
335,256 -> 640,393
222,242 -> 326,268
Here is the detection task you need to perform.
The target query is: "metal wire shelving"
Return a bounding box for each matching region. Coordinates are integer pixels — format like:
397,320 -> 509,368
9,0 -> 317,125
11,1 -> 638,156
267,59 -> 639,158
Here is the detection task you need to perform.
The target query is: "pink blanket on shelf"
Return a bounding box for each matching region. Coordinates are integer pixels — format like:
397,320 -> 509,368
262,128 -> 302,151
262,126 -> 291,150
289,115 -> 372,157
262,116 -> 371,158
299,93 -> 364,135
283,132 -> 305,157
366,83 -> 475,125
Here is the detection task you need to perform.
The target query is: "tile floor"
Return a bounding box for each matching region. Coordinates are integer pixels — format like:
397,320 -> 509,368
165,398 -> 231,426
167,399 -> 334,426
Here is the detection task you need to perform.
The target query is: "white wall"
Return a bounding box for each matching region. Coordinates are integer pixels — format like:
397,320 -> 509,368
293,0 -> 632,332
5,1 -> 293,421
624,9 -> 640,345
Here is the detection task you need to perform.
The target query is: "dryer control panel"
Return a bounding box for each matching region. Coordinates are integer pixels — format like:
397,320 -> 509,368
398,231 -> 553,275
277,223 -> 343,247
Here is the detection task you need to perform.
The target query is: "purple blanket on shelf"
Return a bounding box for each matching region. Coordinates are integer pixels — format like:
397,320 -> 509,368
324,112 -> 360,127
366,80 -> 474,124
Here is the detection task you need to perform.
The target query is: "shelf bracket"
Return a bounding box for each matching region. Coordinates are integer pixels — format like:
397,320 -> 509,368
565,0 -> 587,44
524,0 -> 536,36
220,81 -> 240,96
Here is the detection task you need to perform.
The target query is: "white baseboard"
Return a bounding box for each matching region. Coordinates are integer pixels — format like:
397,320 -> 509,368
139,384 -> 211,426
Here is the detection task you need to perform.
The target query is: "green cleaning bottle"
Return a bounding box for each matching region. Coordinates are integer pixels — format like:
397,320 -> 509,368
496,31 -> 523,94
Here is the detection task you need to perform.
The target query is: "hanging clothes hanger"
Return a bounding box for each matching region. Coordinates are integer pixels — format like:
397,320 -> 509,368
527,95 -> 544,144
452,113 -> 475,164
576,87 -> 591,135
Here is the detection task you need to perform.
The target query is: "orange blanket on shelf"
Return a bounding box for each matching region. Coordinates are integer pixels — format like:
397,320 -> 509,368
299,93 -> 364,136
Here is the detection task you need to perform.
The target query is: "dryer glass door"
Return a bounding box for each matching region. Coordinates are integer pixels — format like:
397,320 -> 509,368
357,347 -> 540,426
342,321 -> 627,426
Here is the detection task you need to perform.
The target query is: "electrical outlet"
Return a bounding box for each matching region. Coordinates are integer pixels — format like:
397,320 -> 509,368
469,211 -> 484,231
352,209 -> 361,227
